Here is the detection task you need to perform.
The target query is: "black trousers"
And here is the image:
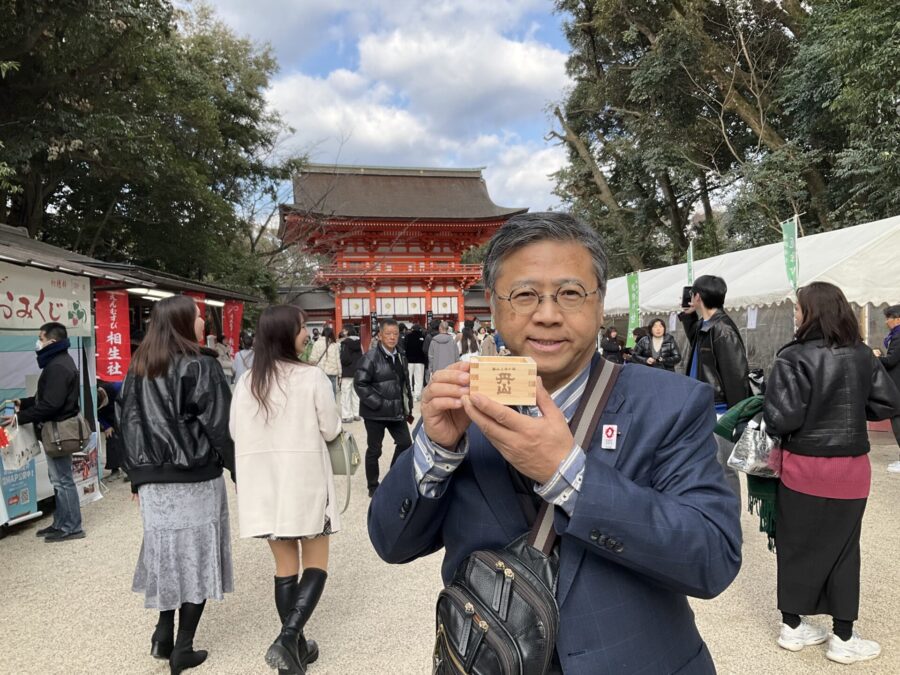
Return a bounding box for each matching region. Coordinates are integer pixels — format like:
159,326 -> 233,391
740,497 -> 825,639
363,419 -> 413,490
892,416 -> 900,448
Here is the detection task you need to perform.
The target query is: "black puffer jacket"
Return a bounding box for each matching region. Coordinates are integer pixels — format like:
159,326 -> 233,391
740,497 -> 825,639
763,336 -> 900,457
631,334 -> 682,371
680,310 -> 750,407
340,337 -> 363,378
879,330 -> 900,391
354,346 -> 413,421
118,350 -> 235,490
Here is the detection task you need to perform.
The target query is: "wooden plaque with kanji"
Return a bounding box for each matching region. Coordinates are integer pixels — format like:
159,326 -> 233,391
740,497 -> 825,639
469,356 -> 537,406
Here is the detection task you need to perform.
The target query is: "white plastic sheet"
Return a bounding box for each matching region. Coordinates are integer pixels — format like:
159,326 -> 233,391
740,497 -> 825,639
603,214 -> 900,315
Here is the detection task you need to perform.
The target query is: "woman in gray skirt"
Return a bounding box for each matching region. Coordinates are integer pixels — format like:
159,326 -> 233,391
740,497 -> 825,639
119,295 -> 236,674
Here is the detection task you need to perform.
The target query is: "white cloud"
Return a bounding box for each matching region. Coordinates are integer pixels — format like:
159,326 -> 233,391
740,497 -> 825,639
358,29 -> 567,136
204,0 -> 570,210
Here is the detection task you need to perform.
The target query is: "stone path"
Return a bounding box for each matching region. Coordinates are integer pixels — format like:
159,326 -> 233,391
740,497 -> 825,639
2,418 -> 898,674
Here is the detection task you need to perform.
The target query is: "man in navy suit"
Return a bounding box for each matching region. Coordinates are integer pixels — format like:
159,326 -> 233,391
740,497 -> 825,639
368,212 -> 742,674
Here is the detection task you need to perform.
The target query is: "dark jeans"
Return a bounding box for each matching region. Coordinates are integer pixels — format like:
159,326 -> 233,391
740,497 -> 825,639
46,454 -> 84,535
363,419 -> 413,490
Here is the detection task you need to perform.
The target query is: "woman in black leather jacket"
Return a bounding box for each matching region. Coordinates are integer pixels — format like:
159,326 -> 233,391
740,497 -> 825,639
762,282 -> 900,665
119,295 -> 235,674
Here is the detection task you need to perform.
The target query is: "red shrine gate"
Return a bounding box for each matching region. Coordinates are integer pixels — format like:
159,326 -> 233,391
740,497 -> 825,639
279,165 -> 526,346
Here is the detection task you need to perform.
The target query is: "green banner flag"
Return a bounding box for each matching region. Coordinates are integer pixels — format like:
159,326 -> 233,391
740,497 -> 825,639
781,215 -> 799,291
687,240 -> 695,285
626,272 -> 640,347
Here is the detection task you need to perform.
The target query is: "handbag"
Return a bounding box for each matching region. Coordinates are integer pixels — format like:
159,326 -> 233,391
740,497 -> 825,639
728,414 -> 781,478
0,417 -> 43,471
327,430 -> 361,513
40,414 -> 90,459
434,356 -> 622,674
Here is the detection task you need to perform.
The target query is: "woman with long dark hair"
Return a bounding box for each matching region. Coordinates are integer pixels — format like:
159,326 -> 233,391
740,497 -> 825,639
119,295 -> 235,674
631,318 -> 682,371
308,325 -> 341,397
457,326 -> 479,362
764,282 -> 900,664
229,305 -> 341,674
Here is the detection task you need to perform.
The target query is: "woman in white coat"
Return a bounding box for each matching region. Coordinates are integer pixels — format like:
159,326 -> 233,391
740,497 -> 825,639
230,305 -> 341,675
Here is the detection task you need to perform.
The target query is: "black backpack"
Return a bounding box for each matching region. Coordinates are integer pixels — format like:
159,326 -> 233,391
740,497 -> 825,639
433,356 -> 622,674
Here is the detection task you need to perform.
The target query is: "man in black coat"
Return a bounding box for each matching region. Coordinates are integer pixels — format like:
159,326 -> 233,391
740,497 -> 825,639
3,322 -> 85,541
403,323 -> 427,401
354,318 -> 414,497
875,304 -> 900,472
680,275 -> 750,499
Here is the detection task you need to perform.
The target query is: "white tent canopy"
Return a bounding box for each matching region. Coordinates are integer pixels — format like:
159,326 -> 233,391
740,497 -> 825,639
603,214 -> 900,315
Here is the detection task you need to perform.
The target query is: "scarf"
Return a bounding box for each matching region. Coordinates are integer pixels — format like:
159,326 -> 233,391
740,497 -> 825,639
36,338 -> 71,369
747,475 -> 778,552
885,324 -> 900,349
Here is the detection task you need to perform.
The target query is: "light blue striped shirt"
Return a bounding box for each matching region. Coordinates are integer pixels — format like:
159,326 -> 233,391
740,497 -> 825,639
412,361 -> 592,516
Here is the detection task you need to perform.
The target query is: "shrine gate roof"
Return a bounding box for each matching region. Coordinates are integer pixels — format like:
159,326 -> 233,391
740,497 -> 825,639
284,164 -> 527,222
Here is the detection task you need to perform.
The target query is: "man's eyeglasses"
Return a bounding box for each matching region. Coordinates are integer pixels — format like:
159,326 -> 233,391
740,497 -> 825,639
495,282 -> 600,315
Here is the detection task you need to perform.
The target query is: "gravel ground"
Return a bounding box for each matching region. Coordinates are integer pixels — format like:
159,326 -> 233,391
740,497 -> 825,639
1,417 -> 898,675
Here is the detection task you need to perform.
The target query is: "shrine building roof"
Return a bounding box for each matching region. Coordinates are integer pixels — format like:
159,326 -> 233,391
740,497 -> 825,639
283,164 -> 528,222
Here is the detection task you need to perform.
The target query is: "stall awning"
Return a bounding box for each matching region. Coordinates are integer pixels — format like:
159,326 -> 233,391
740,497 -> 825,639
603,214 -> 900,314
87,262 -> 261,303
0,225 -> 147,285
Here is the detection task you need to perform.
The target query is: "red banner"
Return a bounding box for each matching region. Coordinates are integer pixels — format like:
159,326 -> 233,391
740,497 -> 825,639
222,301 -> 244,357
95,290 -> 131,381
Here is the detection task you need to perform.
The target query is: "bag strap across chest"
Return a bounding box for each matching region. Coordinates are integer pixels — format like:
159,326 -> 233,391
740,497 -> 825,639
527,355 -> 622,554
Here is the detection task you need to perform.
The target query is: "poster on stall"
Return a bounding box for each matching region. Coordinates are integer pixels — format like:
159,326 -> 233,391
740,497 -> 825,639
222,301 -> 243,358
0,448 -> 38,524
73,432 -> 102,505
95,290 -> 131,382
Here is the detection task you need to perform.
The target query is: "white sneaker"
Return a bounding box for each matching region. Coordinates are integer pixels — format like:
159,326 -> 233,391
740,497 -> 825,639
826,633 -> 881,664
778,620 -> 828,651
887,460 -> 900,473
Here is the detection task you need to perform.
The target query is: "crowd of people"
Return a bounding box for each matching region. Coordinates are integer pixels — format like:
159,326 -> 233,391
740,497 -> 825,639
2,210 -> 900,674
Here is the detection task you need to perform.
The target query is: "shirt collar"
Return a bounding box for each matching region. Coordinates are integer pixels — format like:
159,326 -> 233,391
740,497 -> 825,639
380,343 -> 397,358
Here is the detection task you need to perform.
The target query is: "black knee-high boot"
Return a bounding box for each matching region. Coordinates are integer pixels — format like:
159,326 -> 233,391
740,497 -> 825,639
151,609 -> 175,659
265,568 -> 327,674
170,601 -> 208,675
273,576 -> 320,671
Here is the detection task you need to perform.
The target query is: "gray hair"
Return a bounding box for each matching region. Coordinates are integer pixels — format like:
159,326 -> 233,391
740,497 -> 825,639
482,212 -> 609,296
438,321 -> 449,332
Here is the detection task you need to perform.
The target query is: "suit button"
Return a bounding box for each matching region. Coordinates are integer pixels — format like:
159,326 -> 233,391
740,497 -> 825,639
402,498 -> 412,510
597,535 -> 608,546
614,543 -> 624,553
589,529 -> 600,542
605,539 -> 617,549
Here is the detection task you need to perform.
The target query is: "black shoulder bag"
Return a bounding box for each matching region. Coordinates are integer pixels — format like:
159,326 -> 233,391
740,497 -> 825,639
434,357 -> 622,674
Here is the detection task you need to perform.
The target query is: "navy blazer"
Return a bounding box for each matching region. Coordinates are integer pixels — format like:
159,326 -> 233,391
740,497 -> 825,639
368,360 -> 742,674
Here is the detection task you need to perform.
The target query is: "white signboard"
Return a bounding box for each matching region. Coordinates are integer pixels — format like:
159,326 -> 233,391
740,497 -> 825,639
746,306 -> 759,330
0,262 -> 92,336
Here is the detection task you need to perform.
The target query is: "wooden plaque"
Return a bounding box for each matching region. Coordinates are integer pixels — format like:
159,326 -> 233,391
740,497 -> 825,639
469,356 -> 537,406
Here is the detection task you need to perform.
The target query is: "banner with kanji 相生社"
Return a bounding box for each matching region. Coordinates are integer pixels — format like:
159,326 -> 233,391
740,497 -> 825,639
222,300 -> 243,357
95,290 -> 131,381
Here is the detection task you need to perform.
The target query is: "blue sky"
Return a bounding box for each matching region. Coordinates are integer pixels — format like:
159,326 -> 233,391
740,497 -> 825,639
203,0 -> 573,210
